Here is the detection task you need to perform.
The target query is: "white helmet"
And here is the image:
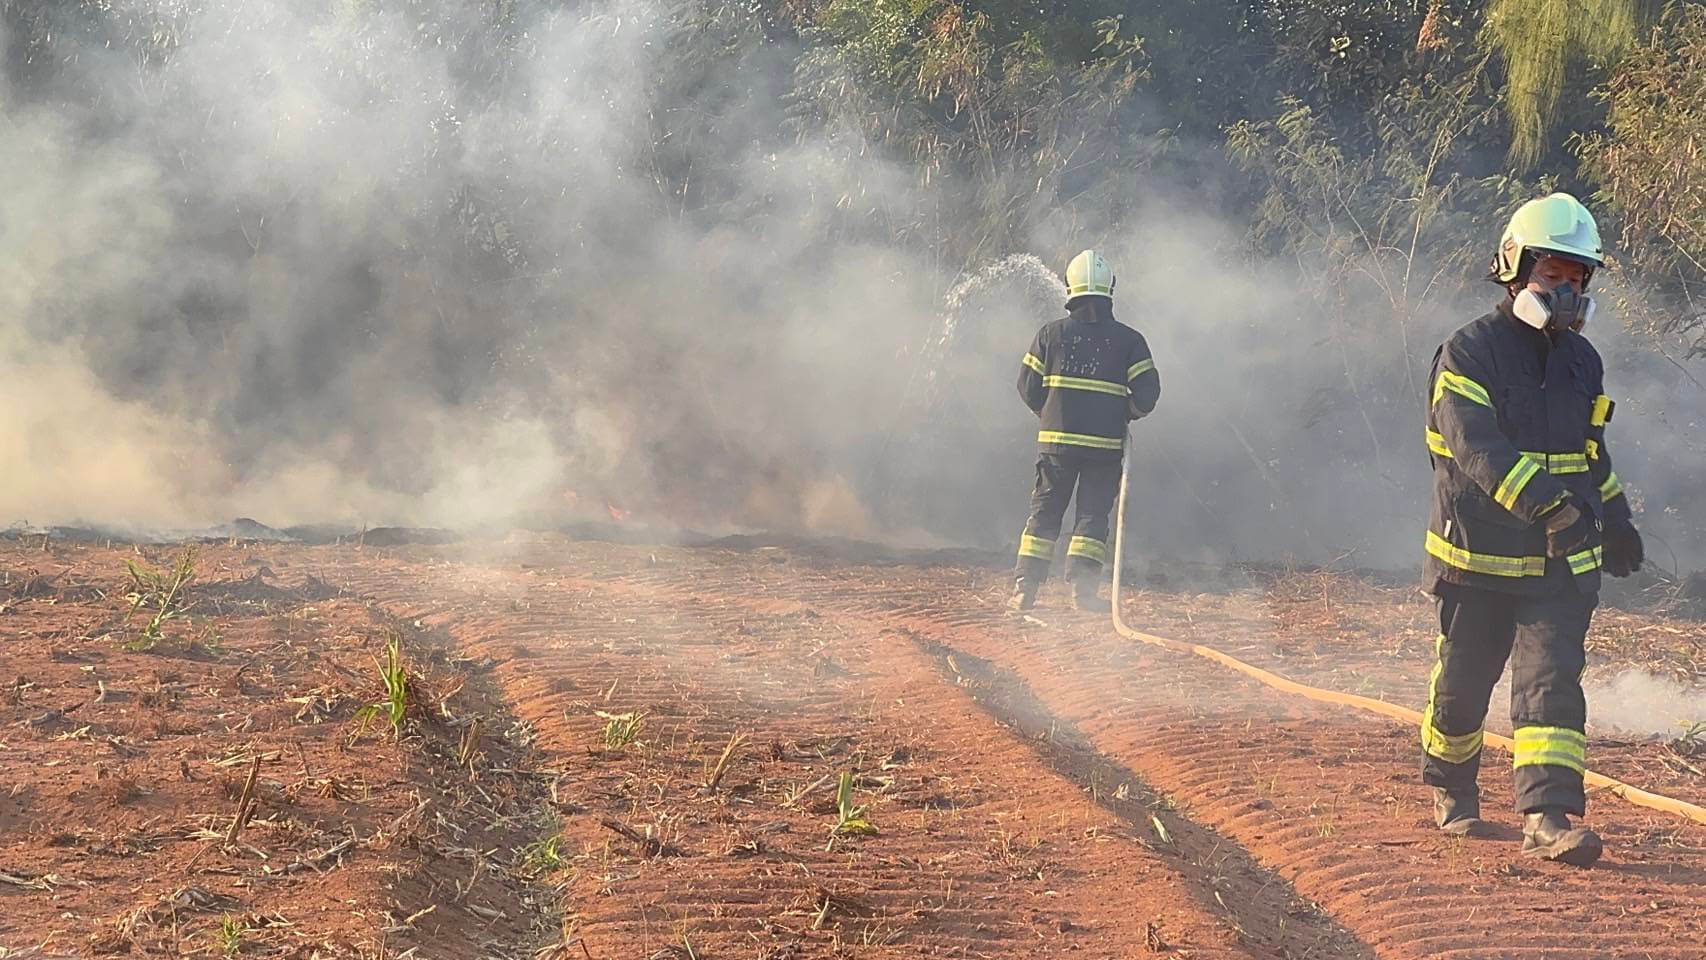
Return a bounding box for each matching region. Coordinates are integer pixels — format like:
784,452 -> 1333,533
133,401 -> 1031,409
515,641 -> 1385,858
1065,249 -> 1116,301
1491,192 -> 1604,286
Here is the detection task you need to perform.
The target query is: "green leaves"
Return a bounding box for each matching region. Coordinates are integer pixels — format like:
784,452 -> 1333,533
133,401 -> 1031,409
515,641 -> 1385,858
1482,0 -> 1641,169
1576,4 -> 1706,353
788,0 -> 1153,265
123,549 -> 198,652
597,710 -> 646,750
352,632 -> 410,742
832,770 -> 878,837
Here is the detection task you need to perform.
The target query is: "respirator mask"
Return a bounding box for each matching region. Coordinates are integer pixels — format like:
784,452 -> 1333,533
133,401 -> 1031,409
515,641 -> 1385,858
1513,283 -> 1596,333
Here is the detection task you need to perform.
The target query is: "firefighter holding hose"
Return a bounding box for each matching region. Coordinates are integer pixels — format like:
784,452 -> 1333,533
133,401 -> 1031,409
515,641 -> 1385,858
1419,193 -> 1644,866
1008,250 -> 1160,614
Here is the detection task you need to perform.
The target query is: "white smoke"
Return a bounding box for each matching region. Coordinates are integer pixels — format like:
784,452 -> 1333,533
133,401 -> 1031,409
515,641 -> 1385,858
1586,669 -> 1706,739
3,0 -> 1705,573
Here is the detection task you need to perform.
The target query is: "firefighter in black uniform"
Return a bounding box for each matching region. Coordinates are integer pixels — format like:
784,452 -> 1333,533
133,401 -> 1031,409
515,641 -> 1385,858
1420,193 -> 1644,866
1009,250 -> 1160,614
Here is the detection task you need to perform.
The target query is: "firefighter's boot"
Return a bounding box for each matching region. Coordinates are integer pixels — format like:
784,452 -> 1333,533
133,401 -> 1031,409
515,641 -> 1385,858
1521,809 -> 1602,866
1072,573 -> 1109,614
1007,578 -> 1040,614
1432,788 -> 1487,837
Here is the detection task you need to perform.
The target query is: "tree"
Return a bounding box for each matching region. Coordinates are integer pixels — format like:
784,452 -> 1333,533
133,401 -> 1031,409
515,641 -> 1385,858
784,1 -> 1149,270
1226,67 -> 1532,473
1578,4 -> 1706,355
1481,0 -> 1643,168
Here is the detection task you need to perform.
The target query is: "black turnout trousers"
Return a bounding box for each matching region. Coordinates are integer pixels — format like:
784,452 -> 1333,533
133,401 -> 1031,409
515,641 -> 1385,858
1014,453 -> 1121,583
1420,581 -> 1596,815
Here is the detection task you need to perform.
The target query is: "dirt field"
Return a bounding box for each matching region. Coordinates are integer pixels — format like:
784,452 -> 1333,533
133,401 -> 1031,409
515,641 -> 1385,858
3,532 -> 1703,959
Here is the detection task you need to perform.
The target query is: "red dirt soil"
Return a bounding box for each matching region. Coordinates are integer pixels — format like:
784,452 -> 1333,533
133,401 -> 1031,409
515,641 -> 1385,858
4,534 -> 1703,959
1,541 -> 555,958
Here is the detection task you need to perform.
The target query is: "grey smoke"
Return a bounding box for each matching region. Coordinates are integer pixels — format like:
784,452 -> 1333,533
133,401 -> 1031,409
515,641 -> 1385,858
2,0 -> 1705,575
1,1 -> 941,537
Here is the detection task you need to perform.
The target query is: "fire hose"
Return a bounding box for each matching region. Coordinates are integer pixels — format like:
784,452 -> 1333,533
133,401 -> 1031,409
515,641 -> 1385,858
1108,436 -> 1706,828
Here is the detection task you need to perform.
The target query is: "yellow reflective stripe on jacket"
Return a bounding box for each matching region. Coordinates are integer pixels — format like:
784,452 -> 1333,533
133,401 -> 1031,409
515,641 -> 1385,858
1433,369 -> 1493,408
1021,353 -> 1045,375
1525,451 -> 1589,474
1043,375 -> 1129,397
1590,394 -> 1613,426
1425,531 -> 1545,577
1426,429 -> 1453,458
1067,536 -> 1107,563
1425,432 -> 1591,476
1017,533 -> 1055,560
1038,430 -> 1123,450
1127,358 -> 1155,380
1513,726 -> 1587,773
1600,472 -> 1624,502
1426,531 -> 1601,578
1568,546 -> 1603,575
1493,456 -> 1543,509
1422,634 -> 1484,763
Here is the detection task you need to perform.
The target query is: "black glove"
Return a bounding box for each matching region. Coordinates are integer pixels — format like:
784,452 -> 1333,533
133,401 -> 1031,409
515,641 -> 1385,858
1541,496 -> 1599,559
1602,519 -> 1644,578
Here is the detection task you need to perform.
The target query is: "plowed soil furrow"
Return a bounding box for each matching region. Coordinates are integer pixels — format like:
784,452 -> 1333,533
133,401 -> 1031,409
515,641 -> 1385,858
322,554 -> 1301,958
0,543 -> 562,959
1113,578 -> 1706,807
787,590 -> 1706,957
309,541 -> 1706,959
10,537 -> 1701,958
390,540 -> 1706,959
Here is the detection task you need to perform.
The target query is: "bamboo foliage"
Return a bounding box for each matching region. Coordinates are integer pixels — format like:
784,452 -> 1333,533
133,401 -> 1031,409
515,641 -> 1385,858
1481,0 -> 1643,167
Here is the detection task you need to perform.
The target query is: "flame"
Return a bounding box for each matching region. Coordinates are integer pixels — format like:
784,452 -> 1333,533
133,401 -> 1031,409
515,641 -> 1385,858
606,502 -> 631,522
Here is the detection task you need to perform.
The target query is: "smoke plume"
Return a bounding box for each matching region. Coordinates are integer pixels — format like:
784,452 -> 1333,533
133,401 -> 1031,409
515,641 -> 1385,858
3,0 -> 1705,576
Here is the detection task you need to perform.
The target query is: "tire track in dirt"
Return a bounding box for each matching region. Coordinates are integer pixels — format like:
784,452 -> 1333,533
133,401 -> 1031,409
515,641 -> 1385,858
322,552 -> 1286,958
941,628 -> 1706,960
913,636 -> 1374,960
480,542 -> 1706,960
757,567 -> 1706,959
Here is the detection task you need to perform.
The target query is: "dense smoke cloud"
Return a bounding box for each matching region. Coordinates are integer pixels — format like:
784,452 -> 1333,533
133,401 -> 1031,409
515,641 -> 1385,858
2,0 -> 1704,573
1,1 -> 937,537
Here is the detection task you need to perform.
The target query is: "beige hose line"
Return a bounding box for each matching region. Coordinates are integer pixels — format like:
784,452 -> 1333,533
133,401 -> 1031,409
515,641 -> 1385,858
1108,438 -> 1706,828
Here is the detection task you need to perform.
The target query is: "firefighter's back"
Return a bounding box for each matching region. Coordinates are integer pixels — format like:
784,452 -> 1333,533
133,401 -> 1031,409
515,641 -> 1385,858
1031,308 -> 1149,458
